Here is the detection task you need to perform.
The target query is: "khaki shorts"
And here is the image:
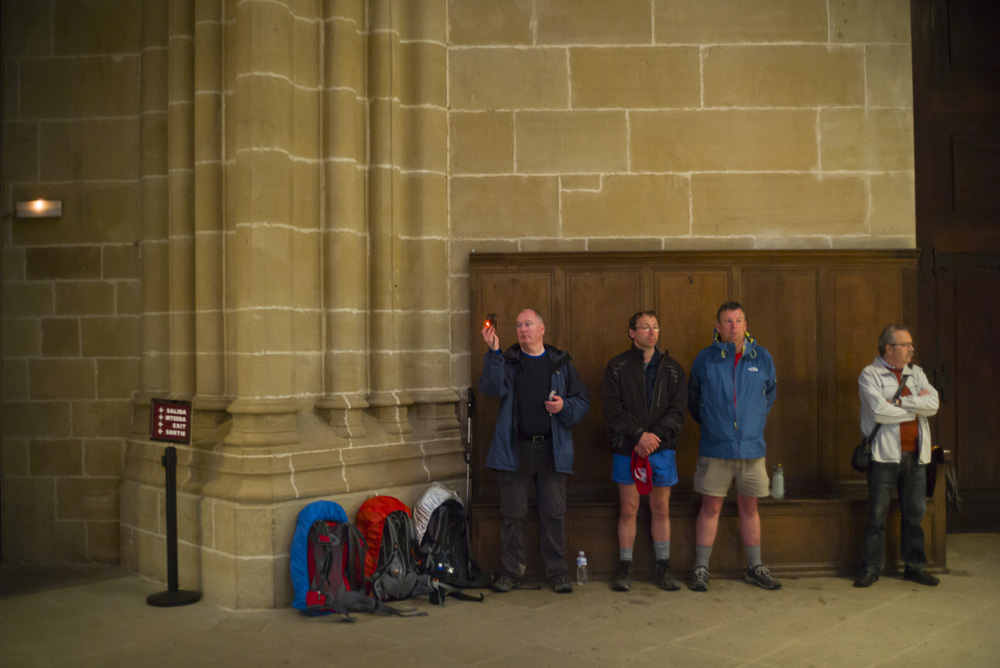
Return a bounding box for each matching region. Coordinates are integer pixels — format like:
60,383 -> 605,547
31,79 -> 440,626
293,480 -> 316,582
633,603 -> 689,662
693,456 -> 770,498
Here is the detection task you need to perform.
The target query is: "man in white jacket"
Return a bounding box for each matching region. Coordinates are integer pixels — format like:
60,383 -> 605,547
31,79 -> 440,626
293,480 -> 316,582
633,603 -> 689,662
854,325 -> 941,588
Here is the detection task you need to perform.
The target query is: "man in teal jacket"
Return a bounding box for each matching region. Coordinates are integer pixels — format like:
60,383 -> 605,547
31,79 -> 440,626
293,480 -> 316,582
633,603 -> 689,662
479,309 -> 590,594
687,301 -> 779,592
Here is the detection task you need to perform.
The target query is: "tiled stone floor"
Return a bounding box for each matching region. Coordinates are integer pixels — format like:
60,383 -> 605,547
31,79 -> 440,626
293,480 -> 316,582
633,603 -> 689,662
2,533 -> 998,667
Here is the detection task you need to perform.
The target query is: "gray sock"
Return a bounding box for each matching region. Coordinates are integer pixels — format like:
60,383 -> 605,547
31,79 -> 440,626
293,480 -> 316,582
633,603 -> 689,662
653,541 -> 670,561
619,547 -> 633,562
745,544 -> 762,568
695,545 -> 712,569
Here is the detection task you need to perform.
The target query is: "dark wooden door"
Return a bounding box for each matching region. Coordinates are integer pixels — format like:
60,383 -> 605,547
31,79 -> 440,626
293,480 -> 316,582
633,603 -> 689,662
913,0 -> 1000,530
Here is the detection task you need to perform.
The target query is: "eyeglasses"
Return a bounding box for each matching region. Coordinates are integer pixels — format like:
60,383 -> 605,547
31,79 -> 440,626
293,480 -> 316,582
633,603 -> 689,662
889,342 -> 915,349
634,326 -> 659,332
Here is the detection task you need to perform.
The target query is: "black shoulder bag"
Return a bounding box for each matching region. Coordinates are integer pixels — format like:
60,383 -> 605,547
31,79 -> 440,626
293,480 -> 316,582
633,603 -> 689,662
851,374 -> 908,473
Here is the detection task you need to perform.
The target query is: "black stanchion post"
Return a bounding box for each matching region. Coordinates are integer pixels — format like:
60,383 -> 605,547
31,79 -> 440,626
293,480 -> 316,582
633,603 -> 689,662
147,399 -> 201,607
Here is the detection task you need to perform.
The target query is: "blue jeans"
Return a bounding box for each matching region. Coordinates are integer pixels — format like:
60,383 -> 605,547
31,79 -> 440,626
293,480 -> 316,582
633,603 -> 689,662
861,451 -> 927,573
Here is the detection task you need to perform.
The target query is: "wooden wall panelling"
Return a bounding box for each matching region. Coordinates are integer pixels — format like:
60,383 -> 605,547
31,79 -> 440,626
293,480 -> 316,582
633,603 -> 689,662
653,269 -> 730,480
742,268 -> 820,480
564,269 -> 644,498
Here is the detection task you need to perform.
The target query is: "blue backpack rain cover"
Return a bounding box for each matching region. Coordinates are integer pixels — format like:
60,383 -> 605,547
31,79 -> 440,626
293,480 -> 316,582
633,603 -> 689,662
290,500 -> 348,611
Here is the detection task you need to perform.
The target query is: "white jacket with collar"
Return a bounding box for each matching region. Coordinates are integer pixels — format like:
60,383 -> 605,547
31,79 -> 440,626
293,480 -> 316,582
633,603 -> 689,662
858,357 -> 940,465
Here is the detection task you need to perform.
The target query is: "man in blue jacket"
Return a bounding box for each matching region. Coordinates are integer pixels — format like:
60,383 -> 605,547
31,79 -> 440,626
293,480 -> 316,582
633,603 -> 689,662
688,301 -> 779,592
479,309 -> 590,594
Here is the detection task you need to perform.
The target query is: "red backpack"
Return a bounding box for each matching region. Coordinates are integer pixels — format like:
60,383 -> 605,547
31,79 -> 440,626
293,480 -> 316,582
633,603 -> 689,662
355,496 -> 413,579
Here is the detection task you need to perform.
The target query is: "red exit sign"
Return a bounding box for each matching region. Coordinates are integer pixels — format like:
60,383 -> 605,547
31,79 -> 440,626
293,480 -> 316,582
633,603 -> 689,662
150,399 -> 192,444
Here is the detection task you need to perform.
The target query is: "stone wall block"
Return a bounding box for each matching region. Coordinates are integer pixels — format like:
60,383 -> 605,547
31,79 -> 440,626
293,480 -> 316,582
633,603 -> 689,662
242,0 -> 292,78
384,311 -> 450,351
324,91 -> 366,161
398,106 -> 447,172
450,111 -> 514,174
3,360 -> 28,400
53,0 -> 141,55
870,173 -> 916,236
116,280 -> 141,317
103,244 -> 140,280
866,45 -> 914,109
29,359 -> 96,400
391,0 -> 446,41
81,316 -> 141,357
193,99 -> 223,167
704,45 -> 864,107
3,282 -> 54,316
655,0 -> 827,44
400,351 -> 451,391
692,174 -> 868,236
3,61 -> 19,119
5,319 -> 40,357
240,153 -> 295,226
96,359 -> 140,400
448,0 -> 532,45
292,15 -> 322,90
399,41 -> 446,107
571,47 -> 700,109
535,0 -> 651,45
10,183 -> 142,245
141,106 -> 169,178
562,174 -> 690,238
227,309 -> 295,354
450,48 -> 568,110
21,57 -> 141,119
4,246 -> 25,281
194,20 -> 224,92
631,110 -> 818,172
323,352 -> 368,395
3,401 -> 72,438
41,318 -> 80,356
28,438 -> 84,476
325,17 -> 365,92
2,0 -> 53,58
450,176 -> 560,239
86,521 -> 120,562
84,439 -> 124,477
291,161 -> 322,232
2,439 -> 29,476
832,0 -> 911,44
821,108 -> 914,171
119,480 -> 162,535
41,119 -> 141,181
324,230 -> 368,308
291,90 -> 323,165
516,111 -> 627,174
139,243 -> 169,312
3,121 -> 39,182
399,172 -> 448,237
71,400 -> 133,438
26,246 -> 102,280
57,478 -> 120,521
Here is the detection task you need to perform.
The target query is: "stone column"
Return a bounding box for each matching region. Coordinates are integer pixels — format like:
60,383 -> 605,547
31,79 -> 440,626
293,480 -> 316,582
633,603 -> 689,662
221,0 -> 323,450
315,0 -> 370,438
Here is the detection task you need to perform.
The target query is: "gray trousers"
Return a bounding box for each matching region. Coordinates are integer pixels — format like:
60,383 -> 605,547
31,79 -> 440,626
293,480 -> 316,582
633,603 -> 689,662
497,439 -> 569,580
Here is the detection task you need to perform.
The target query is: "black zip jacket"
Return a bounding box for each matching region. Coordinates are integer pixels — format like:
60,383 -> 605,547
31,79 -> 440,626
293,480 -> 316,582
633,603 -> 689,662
601,345 -> 686,456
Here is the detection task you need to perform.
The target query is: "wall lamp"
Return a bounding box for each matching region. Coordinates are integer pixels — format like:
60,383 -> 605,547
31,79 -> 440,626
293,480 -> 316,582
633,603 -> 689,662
16,199 -> 63,218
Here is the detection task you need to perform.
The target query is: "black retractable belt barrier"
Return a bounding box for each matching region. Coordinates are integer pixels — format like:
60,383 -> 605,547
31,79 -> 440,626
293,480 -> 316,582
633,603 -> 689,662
147,399 -> 201,607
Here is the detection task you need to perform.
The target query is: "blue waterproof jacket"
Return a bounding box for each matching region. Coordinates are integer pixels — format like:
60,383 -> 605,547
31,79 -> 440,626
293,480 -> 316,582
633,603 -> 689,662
688,332 -> 776,460
479,343 -> 590,474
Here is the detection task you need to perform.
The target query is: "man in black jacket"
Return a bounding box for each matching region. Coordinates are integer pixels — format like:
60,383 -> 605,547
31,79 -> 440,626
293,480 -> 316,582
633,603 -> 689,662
601,310 -> 686,591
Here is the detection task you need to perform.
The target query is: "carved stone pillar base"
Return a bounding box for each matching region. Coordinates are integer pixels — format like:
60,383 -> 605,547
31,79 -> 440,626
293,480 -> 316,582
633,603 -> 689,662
410,389 -> 461,432
315,393 -> 369,439
224,398 -> 300,447
366,391 -> 414,435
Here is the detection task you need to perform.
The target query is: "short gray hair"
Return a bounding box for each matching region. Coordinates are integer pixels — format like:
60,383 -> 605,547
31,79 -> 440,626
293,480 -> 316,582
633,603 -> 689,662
877,324 -> 908,356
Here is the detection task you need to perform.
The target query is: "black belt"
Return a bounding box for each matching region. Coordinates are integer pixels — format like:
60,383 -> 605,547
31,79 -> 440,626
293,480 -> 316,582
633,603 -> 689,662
519,435 -> 551,443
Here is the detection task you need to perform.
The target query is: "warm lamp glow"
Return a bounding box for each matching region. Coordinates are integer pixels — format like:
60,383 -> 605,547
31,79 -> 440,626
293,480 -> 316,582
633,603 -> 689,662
15,199 -> 62,218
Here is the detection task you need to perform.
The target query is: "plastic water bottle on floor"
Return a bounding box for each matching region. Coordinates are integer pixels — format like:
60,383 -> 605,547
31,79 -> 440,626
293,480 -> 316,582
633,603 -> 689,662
576,551 -> 587,585
772,464 -> 785,500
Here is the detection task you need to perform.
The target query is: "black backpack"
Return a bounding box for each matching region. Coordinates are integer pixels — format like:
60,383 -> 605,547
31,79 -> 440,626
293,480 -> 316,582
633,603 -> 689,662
371,510 -> 483,604
306,520 -> 425,621
419,500 -> 492,589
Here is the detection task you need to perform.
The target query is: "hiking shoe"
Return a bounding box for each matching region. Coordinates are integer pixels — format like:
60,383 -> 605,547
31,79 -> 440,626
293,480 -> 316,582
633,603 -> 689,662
853,570 -> 879,588
745,564 -> 782,590
903,568 -> 939,587
688,565 -> 709,592
491,573 -> 518,593
654,559 -> 680,591
550,574 -> 573,594
611,560 -> 633,591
